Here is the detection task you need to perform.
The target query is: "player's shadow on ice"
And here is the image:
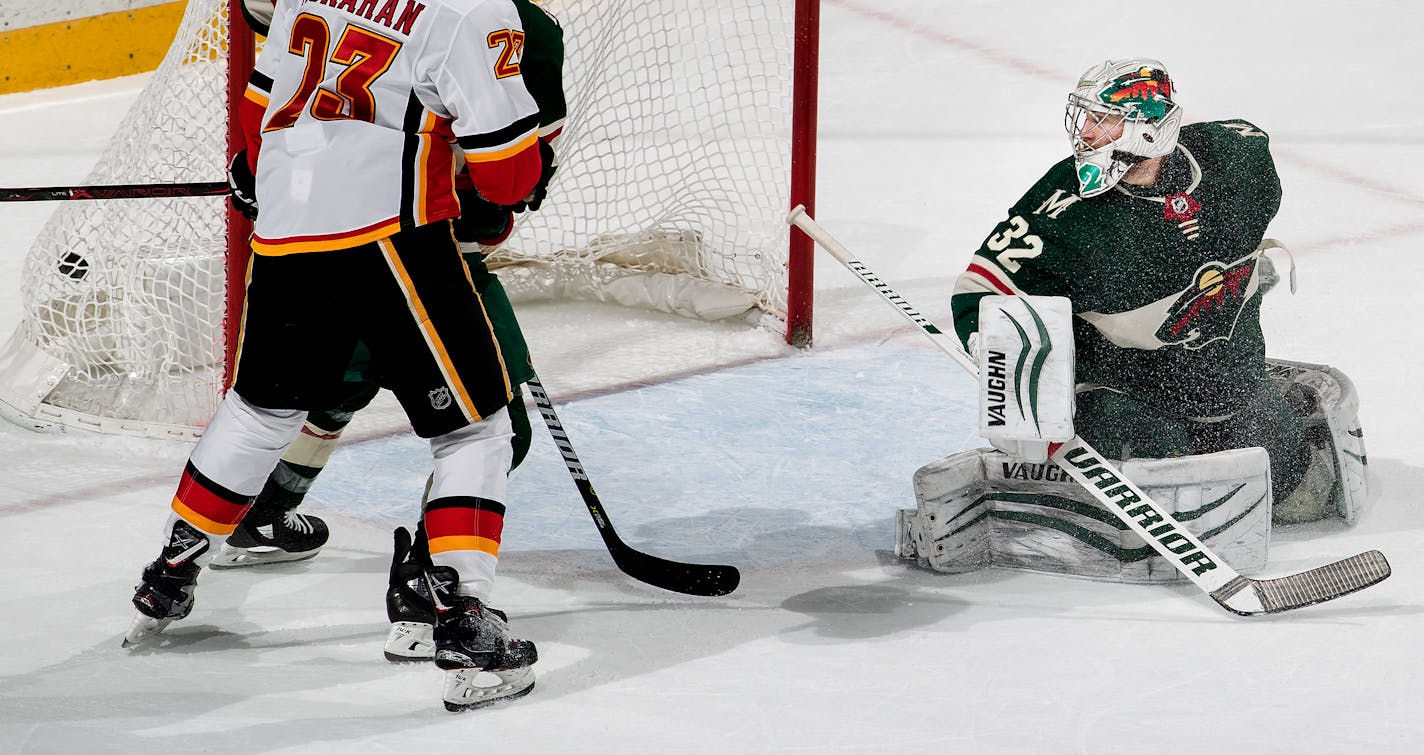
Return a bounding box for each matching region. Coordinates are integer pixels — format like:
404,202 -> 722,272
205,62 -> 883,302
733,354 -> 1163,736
777,583 -> 969,641
495,505 -> 976,697
2,554 -> 450,751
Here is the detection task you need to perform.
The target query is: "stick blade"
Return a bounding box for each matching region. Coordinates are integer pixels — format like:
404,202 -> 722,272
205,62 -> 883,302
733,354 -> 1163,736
610,546 -> 741,597
1212,550 -> 1391,616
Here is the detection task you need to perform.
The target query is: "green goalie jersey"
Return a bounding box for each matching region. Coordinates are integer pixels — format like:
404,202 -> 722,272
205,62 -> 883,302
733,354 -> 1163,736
951,120 -> 1282,419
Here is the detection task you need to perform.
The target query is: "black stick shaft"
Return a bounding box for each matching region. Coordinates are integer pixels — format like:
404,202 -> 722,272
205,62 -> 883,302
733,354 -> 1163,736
526,375 -> 740,597
0,181 -> 229,202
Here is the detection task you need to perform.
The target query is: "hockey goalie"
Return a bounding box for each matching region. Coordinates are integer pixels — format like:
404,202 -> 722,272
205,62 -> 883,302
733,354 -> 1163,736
895,58 -> 1370,584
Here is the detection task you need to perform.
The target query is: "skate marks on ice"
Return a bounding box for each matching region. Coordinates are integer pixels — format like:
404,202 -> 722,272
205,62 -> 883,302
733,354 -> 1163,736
1,551 -> 967,752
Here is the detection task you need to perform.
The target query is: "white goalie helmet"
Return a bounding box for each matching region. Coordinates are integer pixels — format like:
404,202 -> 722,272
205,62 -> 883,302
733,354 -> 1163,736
1065,58 -> 1183,197
240,0 -> 275,35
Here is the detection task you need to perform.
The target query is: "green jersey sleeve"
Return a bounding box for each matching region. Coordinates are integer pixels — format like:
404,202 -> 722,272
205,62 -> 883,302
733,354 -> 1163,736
950,159 -> 1082,347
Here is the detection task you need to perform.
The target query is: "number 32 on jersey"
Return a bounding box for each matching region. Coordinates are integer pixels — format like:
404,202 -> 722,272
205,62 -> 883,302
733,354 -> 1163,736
985,215 -> 1043,273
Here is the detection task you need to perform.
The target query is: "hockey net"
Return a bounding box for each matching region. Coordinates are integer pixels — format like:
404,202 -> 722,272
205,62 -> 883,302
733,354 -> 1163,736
0,0 -> 816,440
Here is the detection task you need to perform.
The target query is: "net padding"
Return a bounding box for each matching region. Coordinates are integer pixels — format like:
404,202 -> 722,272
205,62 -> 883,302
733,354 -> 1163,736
491,0 -> 795,322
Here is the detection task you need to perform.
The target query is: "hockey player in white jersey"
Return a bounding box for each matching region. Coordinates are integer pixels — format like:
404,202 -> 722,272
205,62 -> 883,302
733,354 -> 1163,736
219,0 -> 565,673
218,0 -> 562,572
126,0 -> 553,711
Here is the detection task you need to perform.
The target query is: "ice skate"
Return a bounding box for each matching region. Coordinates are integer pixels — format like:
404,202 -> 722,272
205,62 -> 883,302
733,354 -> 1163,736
210,500 -> 329,568
441,666 -> 536,711
383,527 -> 436,663
124,521 -> 207,648
425,565 -> 537,710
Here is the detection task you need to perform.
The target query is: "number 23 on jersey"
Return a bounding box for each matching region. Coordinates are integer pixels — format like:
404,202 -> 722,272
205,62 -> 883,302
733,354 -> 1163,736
266,13 -> 524,132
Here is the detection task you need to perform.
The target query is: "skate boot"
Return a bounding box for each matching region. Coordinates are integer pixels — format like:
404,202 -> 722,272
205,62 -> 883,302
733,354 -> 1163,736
425,565 -> 538,711
124,521 -> 208,648
383,526 -> 437,663
210,498 -> 329,568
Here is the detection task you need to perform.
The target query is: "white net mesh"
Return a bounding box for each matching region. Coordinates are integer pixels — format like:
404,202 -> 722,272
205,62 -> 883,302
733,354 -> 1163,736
0,0 -> 799,438
494,0 -> 796,322
0,0 -> 231,437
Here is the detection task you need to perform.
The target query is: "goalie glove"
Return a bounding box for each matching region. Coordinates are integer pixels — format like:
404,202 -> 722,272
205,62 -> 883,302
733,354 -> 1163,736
227,150 -> 259,222
975,295 -> 1076,463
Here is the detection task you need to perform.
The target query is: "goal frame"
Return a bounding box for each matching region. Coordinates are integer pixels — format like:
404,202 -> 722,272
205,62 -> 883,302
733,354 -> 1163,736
225,0 -> 255,389
219,0 -> 820,368
0,0 -> 820,440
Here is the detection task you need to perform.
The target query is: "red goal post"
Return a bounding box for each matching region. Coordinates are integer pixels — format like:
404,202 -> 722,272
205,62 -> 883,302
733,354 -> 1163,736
0,0 -> 819,440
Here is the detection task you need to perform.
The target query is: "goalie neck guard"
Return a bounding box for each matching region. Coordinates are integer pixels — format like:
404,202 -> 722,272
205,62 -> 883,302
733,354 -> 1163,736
1065,58 -> 1183,198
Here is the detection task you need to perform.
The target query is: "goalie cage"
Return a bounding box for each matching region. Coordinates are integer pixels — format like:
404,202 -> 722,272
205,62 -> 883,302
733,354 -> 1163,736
0,0 -> 821,440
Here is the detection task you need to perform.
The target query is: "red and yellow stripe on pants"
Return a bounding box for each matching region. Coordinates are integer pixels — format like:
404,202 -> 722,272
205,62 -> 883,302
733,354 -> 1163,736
425,497 -> 506,599
170,462 -> 255,536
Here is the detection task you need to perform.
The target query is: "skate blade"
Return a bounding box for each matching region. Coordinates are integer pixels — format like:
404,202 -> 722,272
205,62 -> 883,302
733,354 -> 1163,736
122,612 -> 174,649
208,546 -> 321,569
442,667 -> 535,711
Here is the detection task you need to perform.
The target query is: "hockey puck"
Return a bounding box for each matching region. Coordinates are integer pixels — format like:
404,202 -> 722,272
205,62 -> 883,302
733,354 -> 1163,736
57,252 -> 90,280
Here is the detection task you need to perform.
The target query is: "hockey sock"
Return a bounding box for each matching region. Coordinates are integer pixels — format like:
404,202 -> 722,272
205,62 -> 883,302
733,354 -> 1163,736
257,411 -> 353,511
170,462 -> 256,552
424,498 -> 505,600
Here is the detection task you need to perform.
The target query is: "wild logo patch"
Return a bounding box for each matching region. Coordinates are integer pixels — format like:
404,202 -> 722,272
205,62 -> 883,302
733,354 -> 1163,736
1157,255 -> 1257,349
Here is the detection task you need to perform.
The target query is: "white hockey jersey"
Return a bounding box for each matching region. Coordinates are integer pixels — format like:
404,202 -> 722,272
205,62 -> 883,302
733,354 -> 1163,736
242,0 -> 543,254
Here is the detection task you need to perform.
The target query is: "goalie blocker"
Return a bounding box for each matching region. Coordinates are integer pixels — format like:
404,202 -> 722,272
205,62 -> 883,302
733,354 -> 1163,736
899,358 -> 1368,582
976,295 -> 1075,463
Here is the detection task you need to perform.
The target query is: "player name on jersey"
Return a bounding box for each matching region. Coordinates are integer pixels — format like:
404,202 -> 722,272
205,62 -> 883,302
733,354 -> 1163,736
307,0 -> 426,35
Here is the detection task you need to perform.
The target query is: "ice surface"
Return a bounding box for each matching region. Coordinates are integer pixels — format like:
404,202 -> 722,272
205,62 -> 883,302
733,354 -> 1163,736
3,1 -> 1423,752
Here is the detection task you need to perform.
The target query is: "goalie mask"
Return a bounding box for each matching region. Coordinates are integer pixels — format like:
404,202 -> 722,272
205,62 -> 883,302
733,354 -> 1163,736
240,0 -> 275,35
1065,58 -> 1183,198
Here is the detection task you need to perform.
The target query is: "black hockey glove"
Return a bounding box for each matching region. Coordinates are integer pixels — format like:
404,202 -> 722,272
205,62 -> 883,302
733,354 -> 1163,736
227,150 -> 259,222
453,188 -> 514,246
508,139 -> 557,213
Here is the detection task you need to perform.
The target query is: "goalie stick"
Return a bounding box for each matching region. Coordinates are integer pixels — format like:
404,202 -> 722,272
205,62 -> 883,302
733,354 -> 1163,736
526,375 -> 741,597
0,181 -> 229,202
786,205 -> 1390,616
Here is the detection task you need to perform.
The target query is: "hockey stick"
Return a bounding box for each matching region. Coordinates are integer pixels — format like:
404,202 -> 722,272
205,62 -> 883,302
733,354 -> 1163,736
787,205 -> 1390,616
0,181 -> 229,202
526,375 -> 741,597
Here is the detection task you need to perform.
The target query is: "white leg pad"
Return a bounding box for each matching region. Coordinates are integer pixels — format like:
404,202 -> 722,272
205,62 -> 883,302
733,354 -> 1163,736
1267,358 -> 1369,524
901,446 -> 1272,583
